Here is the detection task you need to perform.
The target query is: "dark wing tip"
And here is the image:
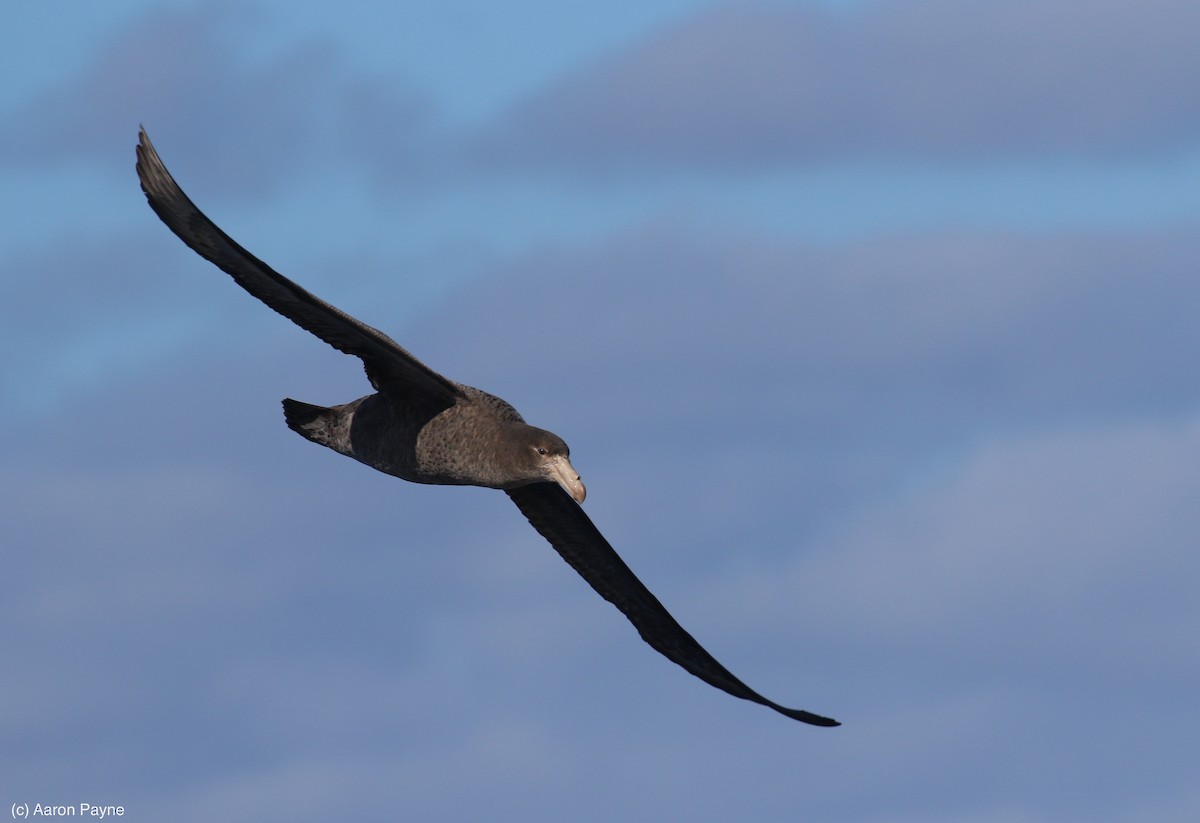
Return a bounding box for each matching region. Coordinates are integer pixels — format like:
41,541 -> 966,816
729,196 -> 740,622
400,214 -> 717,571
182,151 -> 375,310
135,126 -> 188,223
777,706 -> 841,727
135,126 -> 160,187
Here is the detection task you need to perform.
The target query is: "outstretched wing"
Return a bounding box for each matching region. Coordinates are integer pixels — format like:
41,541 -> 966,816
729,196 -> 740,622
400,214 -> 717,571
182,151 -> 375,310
506,483 -> 839,727
135,128 -> 461,404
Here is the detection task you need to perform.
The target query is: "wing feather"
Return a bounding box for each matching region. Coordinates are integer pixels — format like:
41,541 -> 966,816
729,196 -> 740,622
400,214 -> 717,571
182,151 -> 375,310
136,128 -> 460,403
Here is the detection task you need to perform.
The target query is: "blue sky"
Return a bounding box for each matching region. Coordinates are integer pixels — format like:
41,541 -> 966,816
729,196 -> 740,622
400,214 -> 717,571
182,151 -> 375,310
4,1 -> 1199,820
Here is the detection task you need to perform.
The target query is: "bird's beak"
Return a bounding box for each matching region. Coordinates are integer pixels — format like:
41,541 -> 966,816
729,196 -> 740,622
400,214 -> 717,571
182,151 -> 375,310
547,455 -> 587,504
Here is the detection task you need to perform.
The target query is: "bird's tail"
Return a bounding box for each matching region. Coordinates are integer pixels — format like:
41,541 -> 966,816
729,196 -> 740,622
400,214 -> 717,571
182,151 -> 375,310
282,398 -> 338,448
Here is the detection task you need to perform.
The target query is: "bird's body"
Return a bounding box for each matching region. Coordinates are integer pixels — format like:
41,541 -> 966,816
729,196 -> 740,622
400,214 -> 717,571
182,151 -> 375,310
136,128 -> 838,727
283,386 -> 558,491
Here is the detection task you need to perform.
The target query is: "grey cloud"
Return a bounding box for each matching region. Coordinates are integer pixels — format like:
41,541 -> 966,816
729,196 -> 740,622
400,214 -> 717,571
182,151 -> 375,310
410,218 -> 1200,591
774,417 -> 1200,812
0,228 -> 239,413
0,2 -> 431,196
788,417 -> 1200,647
473,0 -> 1200,171
429,219 -> 1200,444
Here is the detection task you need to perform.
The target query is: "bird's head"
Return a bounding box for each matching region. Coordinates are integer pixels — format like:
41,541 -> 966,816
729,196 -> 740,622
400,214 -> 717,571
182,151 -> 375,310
510,426 -> 586,503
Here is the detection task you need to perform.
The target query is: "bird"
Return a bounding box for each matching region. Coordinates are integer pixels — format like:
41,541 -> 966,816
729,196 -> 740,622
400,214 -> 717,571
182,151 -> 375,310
135,127 -> 838,727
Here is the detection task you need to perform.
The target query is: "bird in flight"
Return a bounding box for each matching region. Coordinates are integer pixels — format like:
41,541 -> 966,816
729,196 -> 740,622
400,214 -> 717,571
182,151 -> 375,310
135,128 -> 838,727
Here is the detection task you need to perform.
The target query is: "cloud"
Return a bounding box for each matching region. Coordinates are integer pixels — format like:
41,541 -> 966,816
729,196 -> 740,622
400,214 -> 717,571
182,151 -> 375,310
787,416 -> 1200,652
426,219 -> 1200,452
473,0 -> 1200,172
0,227 -> 242,414
0,2 -> 432,196
786,416 -> 1200,816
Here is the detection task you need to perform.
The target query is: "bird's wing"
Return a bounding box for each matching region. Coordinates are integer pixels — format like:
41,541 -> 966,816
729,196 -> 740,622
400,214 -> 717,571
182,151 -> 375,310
506,482 -> 839,727
135,128 -> 461,404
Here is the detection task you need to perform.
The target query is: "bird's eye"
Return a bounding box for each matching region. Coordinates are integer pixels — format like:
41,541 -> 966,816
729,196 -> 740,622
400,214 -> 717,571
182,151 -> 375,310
536,447 -> 547,455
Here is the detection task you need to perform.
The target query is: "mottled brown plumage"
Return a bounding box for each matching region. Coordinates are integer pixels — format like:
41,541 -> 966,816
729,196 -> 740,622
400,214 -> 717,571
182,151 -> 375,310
136,127 -> 838,727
